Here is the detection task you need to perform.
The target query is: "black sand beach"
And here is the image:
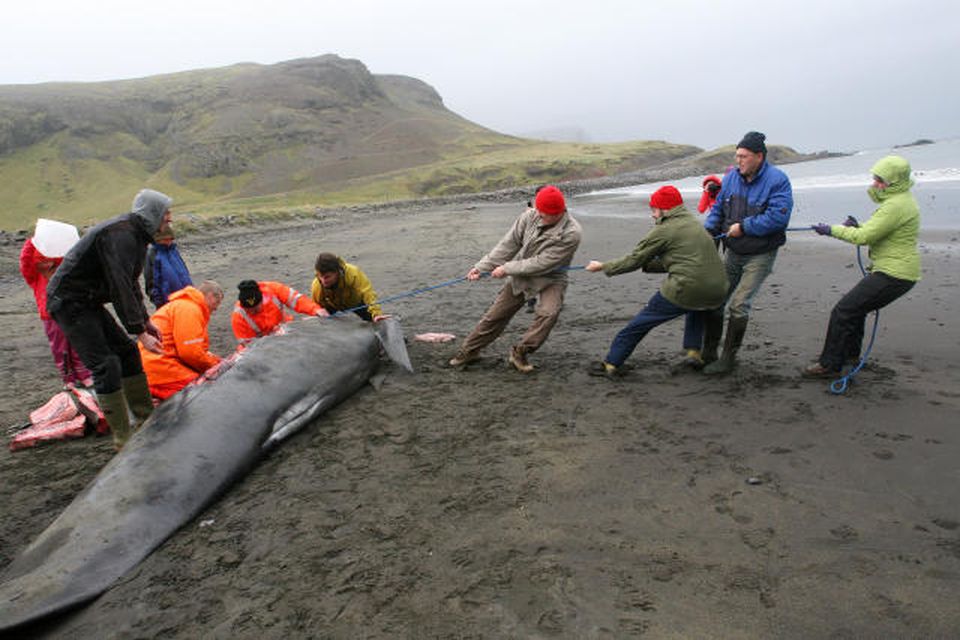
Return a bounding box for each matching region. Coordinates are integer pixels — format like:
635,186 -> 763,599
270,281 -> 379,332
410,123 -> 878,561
1,199 -> 959,638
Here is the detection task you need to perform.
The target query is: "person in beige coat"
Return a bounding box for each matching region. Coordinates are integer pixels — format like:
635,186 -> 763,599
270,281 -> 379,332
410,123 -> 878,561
449,184 -> 582,372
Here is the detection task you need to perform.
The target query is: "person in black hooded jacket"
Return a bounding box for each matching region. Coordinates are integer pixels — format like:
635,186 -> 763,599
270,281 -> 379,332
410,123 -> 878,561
47,189 -> 172,450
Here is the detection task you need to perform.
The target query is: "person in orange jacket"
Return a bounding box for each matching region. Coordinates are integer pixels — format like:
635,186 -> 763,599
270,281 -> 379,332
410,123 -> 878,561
139,281 -> 225,400
231,279 -> 328,343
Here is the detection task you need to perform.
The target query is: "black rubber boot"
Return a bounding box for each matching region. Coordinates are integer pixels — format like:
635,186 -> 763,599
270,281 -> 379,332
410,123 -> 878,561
703,316 -> 748,375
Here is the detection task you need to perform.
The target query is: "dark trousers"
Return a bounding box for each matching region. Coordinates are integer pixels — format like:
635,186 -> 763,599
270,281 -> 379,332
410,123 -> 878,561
605,291 -> 705,367
818,272 -> 915,370
50,303 -> 143,395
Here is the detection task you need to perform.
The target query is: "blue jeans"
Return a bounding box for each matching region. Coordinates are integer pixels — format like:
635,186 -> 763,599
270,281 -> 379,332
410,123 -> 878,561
722,249 -> 778,321
605,291 -> 705,367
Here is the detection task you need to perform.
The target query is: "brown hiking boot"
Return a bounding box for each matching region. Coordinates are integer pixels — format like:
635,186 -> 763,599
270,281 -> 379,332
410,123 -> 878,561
449,350 -> 479,367
801,362 -> 838,379
508,346 -> 534,373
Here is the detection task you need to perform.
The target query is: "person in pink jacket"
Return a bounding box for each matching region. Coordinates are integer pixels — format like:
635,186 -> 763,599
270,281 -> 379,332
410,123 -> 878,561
20,236 -> 94,388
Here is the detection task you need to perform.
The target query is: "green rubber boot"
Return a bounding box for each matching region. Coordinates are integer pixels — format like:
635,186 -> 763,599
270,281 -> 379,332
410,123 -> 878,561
98,390 -> 132,450
703,316 -> 748,376
701,311 -> 724,364
121,373 -> 154,428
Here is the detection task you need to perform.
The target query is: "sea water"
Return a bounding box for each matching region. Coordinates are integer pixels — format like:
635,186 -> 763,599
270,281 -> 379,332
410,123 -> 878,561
576,138 -> 960,230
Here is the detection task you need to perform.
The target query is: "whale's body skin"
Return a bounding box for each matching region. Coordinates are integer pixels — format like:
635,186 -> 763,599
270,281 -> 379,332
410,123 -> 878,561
0,316 -> 401,633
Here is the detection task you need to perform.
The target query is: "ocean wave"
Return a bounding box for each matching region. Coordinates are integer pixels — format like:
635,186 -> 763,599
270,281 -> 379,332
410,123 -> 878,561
594,167 -> 960,198
792,168 -> 960,189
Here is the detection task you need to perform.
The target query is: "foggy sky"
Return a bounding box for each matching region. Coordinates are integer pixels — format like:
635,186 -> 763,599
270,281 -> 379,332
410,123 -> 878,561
5,0 -> 958,152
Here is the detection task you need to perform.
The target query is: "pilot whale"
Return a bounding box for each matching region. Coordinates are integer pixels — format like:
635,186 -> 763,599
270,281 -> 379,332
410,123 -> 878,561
0,316 -> 412,633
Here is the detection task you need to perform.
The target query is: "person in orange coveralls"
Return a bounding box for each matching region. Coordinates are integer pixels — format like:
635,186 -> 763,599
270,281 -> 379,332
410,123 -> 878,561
231,279 -> 328,343
139,281 -> 224,400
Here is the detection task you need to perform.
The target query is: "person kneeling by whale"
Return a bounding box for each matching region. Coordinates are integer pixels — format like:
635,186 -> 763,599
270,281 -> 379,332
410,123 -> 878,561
232,279 -> 328,344
586,185 -> 729,377
139,281 -> 224,401
311,252 -> 389,322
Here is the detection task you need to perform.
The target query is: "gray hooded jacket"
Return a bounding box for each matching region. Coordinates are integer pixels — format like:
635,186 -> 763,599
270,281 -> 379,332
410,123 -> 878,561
47,189 -> 172,335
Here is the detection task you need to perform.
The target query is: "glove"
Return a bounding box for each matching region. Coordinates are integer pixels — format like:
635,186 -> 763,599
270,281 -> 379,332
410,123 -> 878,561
843,215 -> 860,227
812,223 -> 832,236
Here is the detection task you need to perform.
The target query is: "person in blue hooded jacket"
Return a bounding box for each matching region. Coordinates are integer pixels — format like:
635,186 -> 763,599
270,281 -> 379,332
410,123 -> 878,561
144,224 -> 192,308
47,189 -> 172,450
702,131 -> 793,374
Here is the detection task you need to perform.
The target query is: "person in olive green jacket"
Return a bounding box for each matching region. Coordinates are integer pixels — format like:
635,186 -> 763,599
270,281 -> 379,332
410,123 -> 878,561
803,155 -> 921,377
586,185 -> 728,376
311,253 -> 387,322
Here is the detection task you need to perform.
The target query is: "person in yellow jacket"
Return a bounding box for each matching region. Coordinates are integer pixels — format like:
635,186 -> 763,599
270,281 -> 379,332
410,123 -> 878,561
139,281 -> 224,400
803,155 -> 921,377
311,253 -> 388,322
232,279 -> 327,343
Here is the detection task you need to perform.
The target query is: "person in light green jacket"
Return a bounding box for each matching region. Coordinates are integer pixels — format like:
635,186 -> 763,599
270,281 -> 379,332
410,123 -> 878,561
586,185 -> 728,376
803,155 -> 921,377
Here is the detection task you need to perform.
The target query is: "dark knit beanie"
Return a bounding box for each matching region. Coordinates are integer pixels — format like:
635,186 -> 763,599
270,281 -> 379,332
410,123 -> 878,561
534,185 -> 566,215
237,280 -> 263,308
649,185 -> 684,210
737,131 -> 767,154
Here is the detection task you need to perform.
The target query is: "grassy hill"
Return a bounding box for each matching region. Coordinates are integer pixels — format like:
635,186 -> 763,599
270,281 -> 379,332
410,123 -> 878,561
1,55 -> 703,231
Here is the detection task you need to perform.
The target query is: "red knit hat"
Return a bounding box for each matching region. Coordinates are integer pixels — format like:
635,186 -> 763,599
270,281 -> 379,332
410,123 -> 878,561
649,185 -> 683,210
534,185 -> 566,215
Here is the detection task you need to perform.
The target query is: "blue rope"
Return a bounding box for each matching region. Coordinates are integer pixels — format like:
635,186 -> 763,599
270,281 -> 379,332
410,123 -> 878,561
713,225 -> 813,240
709,224 -> 879,393
329,265 -> 586,317
829,246 -> 880,395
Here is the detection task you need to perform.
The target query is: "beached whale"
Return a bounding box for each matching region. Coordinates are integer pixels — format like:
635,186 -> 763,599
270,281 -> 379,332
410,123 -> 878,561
0,315 -> 412,633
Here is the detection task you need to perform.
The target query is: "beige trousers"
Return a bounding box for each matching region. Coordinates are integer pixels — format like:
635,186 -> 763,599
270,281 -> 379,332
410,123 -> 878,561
460,282 -> 566,355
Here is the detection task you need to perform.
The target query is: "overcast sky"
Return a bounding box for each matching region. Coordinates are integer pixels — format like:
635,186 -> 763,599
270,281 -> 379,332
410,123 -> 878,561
5,0 -> 958,152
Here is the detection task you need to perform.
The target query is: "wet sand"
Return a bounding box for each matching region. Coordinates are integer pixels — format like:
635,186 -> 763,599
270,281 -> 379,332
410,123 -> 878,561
1,198 -> 959,638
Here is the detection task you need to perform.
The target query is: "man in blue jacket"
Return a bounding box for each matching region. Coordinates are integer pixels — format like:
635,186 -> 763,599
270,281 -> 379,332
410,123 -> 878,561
702,131 -> 793,374
144,225 -> 192,308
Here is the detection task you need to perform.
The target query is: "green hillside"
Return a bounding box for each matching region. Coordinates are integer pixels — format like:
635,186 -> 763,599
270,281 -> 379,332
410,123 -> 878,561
0,55 -> 701,231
